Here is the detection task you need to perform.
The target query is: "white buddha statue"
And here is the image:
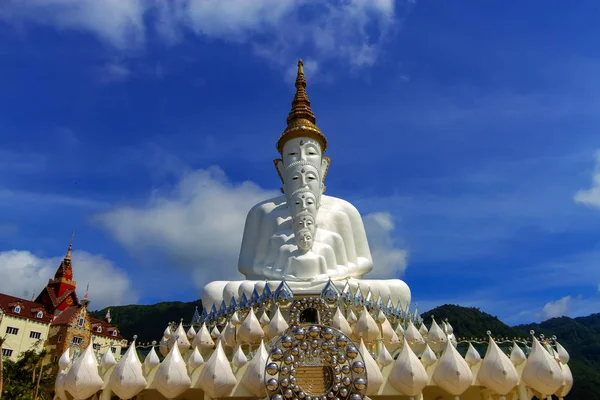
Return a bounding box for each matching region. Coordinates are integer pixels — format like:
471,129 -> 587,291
202,60 -> 410,311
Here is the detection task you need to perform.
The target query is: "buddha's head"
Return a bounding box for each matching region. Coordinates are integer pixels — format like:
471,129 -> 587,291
292,210 -> 316,253
284,162 -> 322,203
289,187 -> 318,215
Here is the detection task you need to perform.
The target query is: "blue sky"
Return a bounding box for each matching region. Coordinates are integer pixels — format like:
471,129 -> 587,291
1,0 -> 599,326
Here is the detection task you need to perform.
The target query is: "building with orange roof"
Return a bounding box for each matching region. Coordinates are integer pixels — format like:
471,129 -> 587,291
0,238 -> 125,364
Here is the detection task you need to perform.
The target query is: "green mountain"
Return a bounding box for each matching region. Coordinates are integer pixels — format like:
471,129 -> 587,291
91,301 -> 599,398
89,300 -> 202,344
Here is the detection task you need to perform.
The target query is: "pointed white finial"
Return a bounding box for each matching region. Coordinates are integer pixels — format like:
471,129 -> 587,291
64,343 -> 104,399
478,335 -> 518,395
186,325 -> 197,340
232,344 -> 248,369
420,344 -> 437,367
108,339 -> 147,399
264,307 -> 289,341
359,338 -> 383,395
332,307 -> 352,337
241,339 -> 269,396
353,306 -> 380,344
510,342 -> 526,366
464,343 -> 481,366
427,317 -> 447,353
187,347 -> 204,372
522,335 -> 563,397
375,340 -> 393,367
389,338 -> 429,395
155,339 -> 192,399
100,348 -> 117,371
259,310 -> 271,326
432,337 -> 473,396
198,340 -> 237,398
58,348 -> 71,371
144,345 -> 161,373
237,308 -> 263,344
192,322 -> 215,352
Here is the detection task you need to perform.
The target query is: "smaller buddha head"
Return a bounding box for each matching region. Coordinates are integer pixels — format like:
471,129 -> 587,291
289,187 -> 318,216
292,210 -> 316,253
283,161 -> 323,204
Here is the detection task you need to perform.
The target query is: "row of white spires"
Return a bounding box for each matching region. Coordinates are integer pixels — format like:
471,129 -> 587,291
54,300 -> 573,400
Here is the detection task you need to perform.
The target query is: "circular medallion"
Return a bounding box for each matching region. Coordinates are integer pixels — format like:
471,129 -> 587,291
265,324 -> 367,400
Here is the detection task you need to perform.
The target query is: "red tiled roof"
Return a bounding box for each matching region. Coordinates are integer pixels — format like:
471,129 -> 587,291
90,317 -> 123,340
50,306 -> 81,326
0,293 -> 52,323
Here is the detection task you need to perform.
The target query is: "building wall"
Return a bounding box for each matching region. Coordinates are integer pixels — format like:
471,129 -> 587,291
91,334 -> 123,362
62,307 -> 93,360
44,325 -> 70,363
0,314 -> 50,361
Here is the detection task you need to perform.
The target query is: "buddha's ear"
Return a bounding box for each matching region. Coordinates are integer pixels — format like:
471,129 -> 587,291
274,158 -> 284,183
321,156 -> 331,183
274,158 -> 285,193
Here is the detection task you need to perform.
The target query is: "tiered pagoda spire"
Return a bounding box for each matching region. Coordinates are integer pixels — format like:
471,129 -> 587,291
35,233 -> 79,314
276,59 -> 327,154
52,232 -> 75,284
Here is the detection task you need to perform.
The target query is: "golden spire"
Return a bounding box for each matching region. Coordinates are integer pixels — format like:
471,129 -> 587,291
276,59 -> 327,154
65,231 -> 74,261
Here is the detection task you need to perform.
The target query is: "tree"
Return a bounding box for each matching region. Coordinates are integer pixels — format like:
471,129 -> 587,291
2,345 -> 55,400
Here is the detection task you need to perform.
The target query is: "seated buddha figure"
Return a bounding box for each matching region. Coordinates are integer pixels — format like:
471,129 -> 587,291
201,60 -> 410,312
238,61 -> 373,281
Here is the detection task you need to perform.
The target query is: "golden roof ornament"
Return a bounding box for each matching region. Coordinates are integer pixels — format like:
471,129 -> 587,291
65,231 -> 74,261
276,59 -> 327,154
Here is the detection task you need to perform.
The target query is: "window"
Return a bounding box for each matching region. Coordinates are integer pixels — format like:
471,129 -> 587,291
36,311 -> 43,319
111,347 -> 116,353
52,355 -> 58,363
78,318 -> 84,327
13,305 -> 21,314
1,349 -> 13,357
30,331 -> 42,339
93,343 -> 101,350
112,330 -> 117,337
6,326 -> 19,335
57,334 -> 63,343
72,336 -> 83,344
96,327 -> 102,333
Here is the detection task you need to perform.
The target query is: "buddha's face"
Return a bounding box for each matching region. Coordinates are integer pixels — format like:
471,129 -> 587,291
292,211 -> 316,253
284,163 -> 321,197
282,137 -> 322,168
290,190 -> 318,216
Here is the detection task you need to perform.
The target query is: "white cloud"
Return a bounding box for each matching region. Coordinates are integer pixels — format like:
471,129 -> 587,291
541,295 -> 574,319
354,212 -> 408,279
95,166 -> 278,289
0,0 -> 408,71
0,0 -> 146,50
574,150 -> 600,208
0,249 -> 137,310
95,166 -> 407,289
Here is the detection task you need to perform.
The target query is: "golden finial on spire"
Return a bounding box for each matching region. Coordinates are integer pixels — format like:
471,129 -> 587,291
65,231 -> 74,260
276,59 -> 327,154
